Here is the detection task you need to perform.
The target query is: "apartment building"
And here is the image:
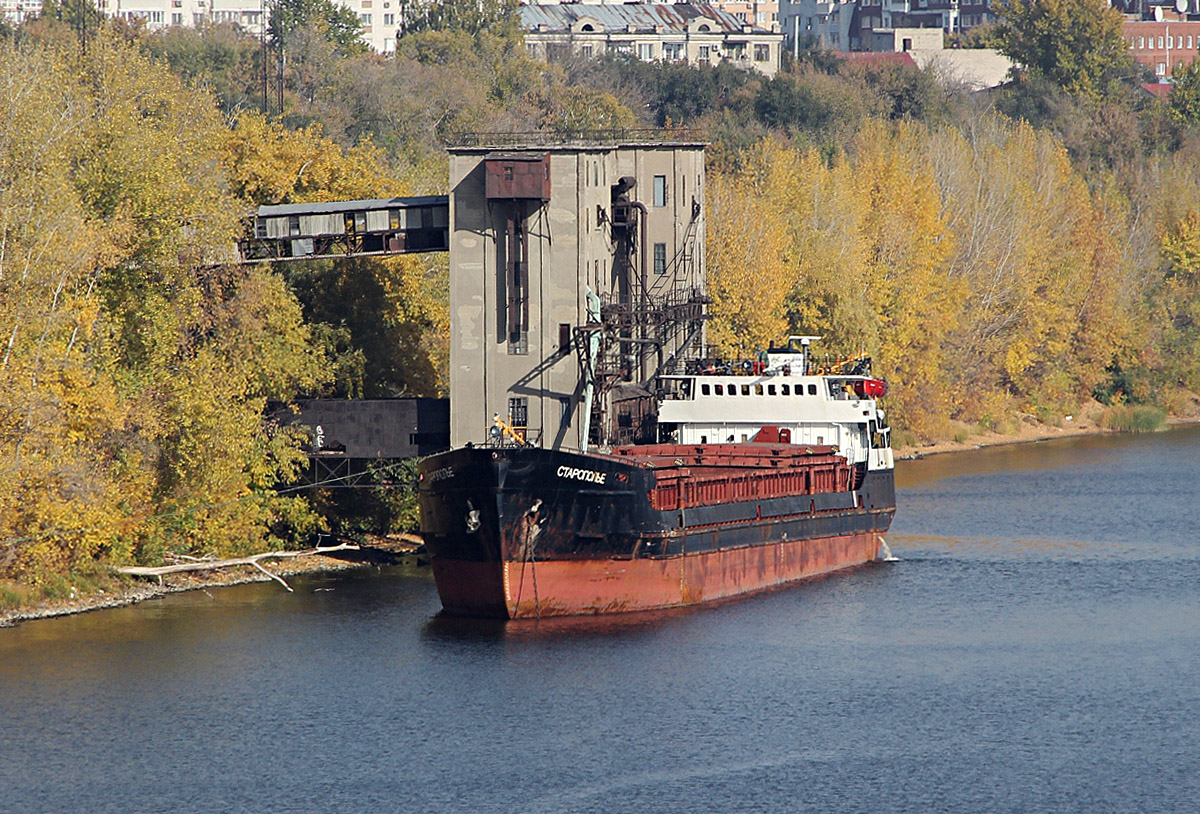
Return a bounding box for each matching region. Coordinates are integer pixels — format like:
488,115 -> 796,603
521,2 -> 784,77
778,0 -> 995,54
1,0 -> 400,54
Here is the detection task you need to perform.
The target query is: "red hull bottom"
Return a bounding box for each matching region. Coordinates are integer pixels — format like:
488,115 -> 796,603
431,532 -> 884,619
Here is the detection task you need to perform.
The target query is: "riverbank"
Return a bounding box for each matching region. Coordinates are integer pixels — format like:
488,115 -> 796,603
7,399 -> 1199,628
0,537 -> 424,628
895,395 -> 1200,459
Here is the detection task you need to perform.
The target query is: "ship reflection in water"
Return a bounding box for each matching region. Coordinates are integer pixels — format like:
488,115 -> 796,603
2,427 -> 1200,813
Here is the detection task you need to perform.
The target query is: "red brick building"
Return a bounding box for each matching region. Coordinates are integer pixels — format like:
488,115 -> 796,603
1124,19 -> 1200,81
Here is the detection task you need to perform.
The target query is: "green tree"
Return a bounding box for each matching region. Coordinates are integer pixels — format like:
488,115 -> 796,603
40,0 -> 103,46
994,0 -> 1135,98
269,0 -> 366,56
1170,60 -> 1200,126
400,0 -> 520,38
145,23 -> 265,114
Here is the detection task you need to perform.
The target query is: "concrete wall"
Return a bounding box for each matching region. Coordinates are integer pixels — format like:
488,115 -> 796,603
447,143 -> 706,450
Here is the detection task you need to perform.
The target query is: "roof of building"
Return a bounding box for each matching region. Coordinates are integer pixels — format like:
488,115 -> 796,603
520,2 -> 772,34
256,196 -> 447,218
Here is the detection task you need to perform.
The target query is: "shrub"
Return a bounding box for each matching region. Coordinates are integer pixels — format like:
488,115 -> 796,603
1104,404 -> 1167,432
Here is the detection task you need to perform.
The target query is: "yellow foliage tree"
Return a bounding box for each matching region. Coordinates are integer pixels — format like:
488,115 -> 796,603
0,33 -> 329,595
706,138 -> 795,357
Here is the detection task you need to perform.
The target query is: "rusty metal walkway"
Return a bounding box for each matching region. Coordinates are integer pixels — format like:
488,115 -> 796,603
239,195 -> 449,263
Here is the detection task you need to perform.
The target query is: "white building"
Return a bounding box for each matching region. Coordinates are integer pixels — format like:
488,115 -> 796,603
1,0 -> 400,55
521,2 -> 784,77
777,0 -> 855,52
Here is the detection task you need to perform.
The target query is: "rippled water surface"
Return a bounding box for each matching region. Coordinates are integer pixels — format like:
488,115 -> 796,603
3,428 -> 1199,813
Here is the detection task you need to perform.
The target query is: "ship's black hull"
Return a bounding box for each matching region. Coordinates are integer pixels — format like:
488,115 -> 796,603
418,445 -> 895,618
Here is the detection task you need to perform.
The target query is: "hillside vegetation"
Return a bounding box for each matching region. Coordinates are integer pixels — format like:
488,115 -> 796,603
4,0 -> 1200,598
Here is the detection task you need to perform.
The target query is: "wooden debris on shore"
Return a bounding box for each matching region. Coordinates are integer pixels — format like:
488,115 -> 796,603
114,543 -> 362,592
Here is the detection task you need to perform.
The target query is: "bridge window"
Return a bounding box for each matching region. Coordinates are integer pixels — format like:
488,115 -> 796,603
714,384 -> 723,395
808,384 -> 817,395
728,383 -> 737,396
741,384 -> 749,395
768,384 -> 776,395
781,384 -> 790,395
755,385 -> 764,395
701,383 -> 710,395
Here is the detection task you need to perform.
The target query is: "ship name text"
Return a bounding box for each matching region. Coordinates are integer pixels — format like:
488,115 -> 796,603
557,465 -> 607,485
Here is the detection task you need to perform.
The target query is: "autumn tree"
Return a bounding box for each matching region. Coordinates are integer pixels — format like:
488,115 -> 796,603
706,139 -> 795,356
994,0 -> 1135,98
0,33 -> 328,596
223,110 -> 449,399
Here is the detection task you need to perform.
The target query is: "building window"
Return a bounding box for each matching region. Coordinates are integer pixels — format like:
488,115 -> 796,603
1158,36 -> 1164,49
653,175 -> 666,207
754,43 -> 769,61
171,11 -> 181,23
664,42 -> 683,60
1138,36 -> 1144,49
383,12 -> 393,24
1190,36 -> 1195,49
653,242 -> 667,274
508,397 -> 528,428
1158,62 -> 1167,76
360,13 -> 370,24
698,45 -> 711,63
638,43 -> 654,60
580,44 -> 593,58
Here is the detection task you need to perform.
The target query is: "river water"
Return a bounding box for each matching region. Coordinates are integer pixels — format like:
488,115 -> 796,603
2,428 -> 1199,813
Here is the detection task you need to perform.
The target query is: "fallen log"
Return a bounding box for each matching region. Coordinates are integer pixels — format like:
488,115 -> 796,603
114,542 -> 361,579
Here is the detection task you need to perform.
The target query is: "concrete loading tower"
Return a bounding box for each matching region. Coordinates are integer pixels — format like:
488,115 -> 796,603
447,138 -> 707,451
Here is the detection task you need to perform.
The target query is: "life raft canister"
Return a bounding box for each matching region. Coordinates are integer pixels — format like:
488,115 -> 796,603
852,378 -> 888,399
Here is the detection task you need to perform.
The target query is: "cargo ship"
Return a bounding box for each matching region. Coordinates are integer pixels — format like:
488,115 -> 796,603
418,338 -> 895,618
